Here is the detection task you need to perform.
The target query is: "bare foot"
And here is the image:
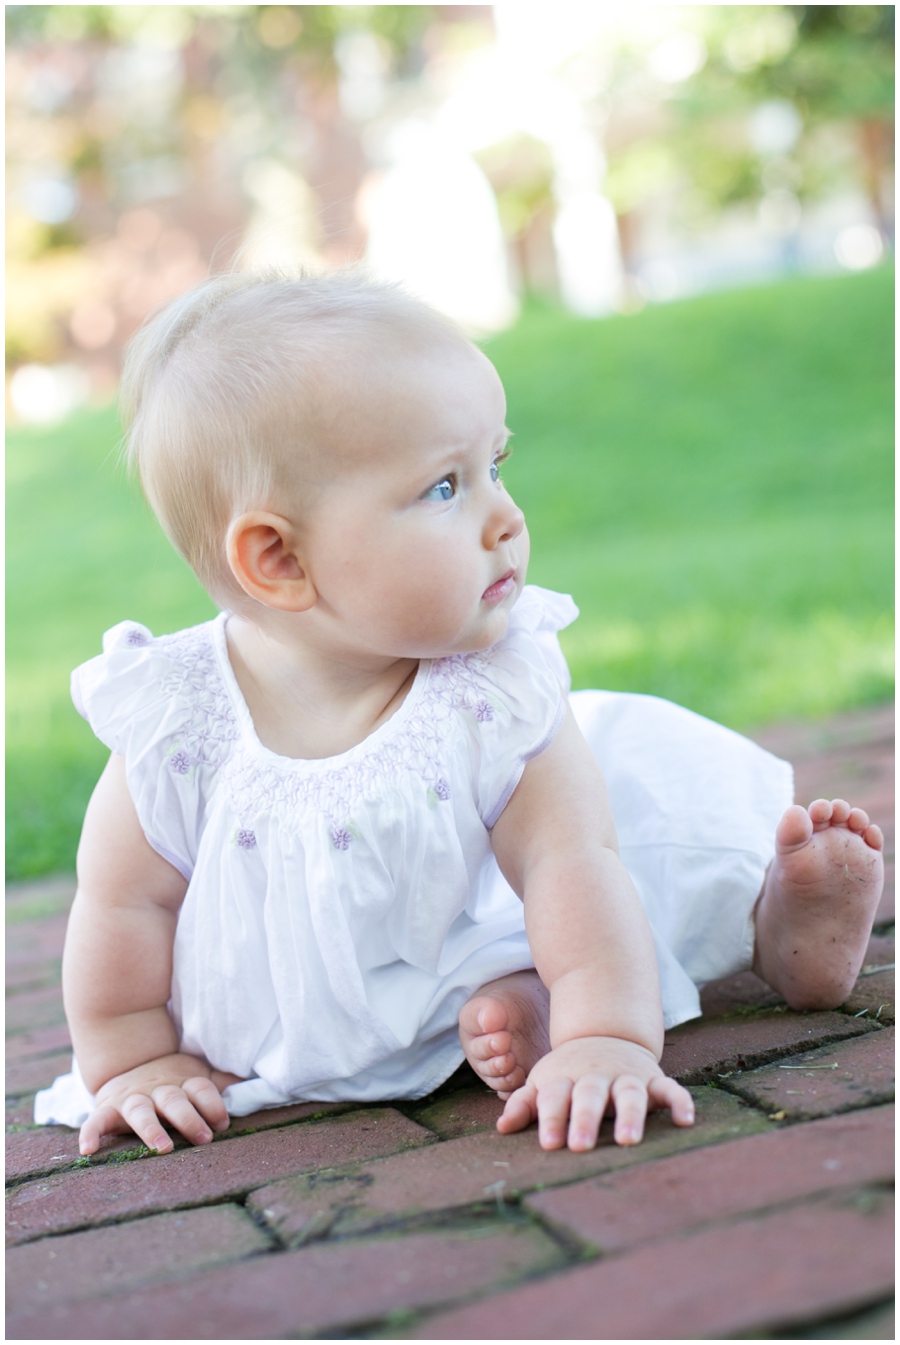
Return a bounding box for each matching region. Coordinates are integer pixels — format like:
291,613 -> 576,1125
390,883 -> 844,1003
459,970 -> 551,1099
753,799 -> 884,1011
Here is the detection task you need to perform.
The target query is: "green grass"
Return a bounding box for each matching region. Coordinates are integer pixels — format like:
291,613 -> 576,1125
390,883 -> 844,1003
6,268 -> 893,879
488,267 -> 893,720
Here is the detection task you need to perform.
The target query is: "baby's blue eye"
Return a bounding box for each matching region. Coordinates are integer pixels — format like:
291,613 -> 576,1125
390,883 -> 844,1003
491,450 -> 510,483
423,477 -> 455,502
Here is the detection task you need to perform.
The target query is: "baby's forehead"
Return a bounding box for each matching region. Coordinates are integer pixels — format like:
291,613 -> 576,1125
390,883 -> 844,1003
313,325 -> 496,412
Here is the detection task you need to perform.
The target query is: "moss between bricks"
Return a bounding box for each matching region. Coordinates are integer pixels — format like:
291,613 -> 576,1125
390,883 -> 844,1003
73,1144 -> 157,1169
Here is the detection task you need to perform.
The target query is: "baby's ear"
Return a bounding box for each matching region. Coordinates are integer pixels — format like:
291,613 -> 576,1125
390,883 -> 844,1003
226,512 -> 317,612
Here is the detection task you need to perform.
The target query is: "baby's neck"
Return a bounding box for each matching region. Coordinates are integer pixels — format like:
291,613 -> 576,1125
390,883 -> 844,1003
224,615 -> 419,761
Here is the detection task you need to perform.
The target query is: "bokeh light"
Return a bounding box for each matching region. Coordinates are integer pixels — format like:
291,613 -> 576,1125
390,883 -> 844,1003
6,4 -> 894,421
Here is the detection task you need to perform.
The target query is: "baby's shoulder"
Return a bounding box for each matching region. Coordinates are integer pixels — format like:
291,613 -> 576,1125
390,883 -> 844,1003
71,614 -> 237,766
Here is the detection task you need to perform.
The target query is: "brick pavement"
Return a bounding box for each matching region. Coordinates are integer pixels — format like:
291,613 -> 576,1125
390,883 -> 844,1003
5,704 -> 894,1339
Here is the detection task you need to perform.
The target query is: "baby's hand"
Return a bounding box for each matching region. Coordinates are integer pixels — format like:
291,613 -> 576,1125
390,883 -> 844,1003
79,1053 -> 238,1156
497,1036 -> 694,1151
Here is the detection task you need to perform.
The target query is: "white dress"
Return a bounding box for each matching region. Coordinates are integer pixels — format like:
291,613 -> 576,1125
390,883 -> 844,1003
35,586 -> 792,1127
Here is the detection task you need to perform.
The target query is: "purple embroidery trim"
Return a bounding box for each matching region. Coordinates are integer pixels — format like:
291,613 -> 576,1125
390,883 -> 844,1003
331,826 -> 352,851
433,778 -> 451,800
236,829 -> 257,850
474,700 -> 494,722
126,629 -> 150,646
169,750 -> 192,775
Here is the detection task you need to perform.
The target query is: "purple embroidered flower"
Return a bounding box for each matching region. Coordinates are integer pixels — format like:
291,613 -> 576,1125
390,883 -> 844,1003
126,628 -> 150,647
236,829 -> 257,850
169,750 -> 192,775
433,778 -> 451,801
474,700 -> 494,723
331,825 -> 352,851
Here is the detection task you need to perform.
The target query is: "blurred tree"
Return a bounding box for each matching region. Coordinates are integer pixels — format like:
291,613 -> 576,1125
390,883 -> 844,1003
5,4 -> 472,376
588,5 -> 893,282
771,6 -> 893,238
474,134 -> 557,297
673,5 -> 894,236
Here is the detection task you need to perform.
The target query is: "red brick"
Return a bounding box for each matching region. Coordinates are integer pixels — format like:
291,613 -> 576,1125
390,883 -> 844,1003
6,1127 -> 146,1184
841,933 -> 895,1025
6,1023 -> 71,1061
414,1086 -> 505,1139
224,1100 -> 354,1135
6,1107 -> 434,1246
750,702 -> 893,764
526,1105 -> 893,1251
6,1096 -> 38,1130
5,1104 -> 352,1177
5,911 -> 70,962
864,932 -> 895,966
841,970 -> 895,1026
661,1009 -> 869,1084
699,969 -> 783,1018
6,1203 -> 271,1317
5,984 -> 66,1035
728,1028 -> 894,1119
414,1191 -> 895,1340
247,1087 -> 769,1246
701,940 -> 895,1027
6,1223 -> 563,1340
6,957 -> 62,992
6,1049 -> 72,1098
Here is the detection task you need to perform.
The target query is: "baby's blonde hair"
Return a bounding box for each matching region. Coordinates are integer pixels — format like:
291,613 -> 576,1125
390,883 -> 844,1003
120,269 -> 471,609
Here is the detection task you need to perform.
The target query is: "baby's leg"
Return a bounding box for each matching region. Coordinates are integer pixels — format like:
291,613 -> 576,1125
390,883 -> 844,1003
753,799 -> 884,1010
459,970 -> 550,1098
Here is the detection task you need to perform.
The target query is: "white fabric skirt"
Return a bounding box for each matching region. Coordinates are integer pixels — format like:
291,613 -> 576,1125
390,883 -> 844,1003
34,689 -> 792,1128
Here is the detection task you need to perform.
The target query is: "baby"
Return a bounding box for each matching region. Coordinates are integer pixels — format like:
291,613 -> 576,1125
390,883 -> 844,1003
37,271 -> 884,1157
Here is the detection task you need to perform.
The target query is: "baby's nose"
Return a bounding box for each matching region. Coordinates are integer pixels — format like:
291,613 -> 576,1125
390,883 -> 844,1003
487,496 -> 525,547
502,504 -> 525,542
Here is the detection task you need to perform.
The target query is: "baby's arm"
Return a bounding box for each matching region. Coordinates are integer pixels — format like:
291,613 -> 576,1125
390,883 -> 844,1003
490,705 -> 694,1149
64,753 -> 234,1154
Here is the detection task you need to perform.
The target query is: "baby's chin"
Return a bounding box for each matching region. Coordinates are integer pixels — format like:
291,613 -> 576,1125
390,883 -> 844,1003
445,606 -> 517,657
401,585 -> 523,660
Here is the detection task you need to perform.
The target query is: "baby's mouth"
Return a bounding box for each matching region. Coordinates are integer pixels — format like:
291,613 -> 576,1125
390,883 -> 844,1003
482,570 -> 516,604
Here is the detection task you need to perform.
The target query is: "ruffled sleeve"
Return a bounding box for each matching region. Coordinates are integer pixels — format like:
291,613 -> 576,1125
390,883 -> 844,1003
71,619 -> 235,880
470,585 -> 578,828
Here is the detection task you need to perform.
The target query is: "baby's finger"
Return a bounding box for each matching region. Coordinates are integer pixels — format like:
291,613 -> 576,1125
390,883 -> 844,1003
648,1075 -> 696,1127
119,1092 -> 175,1153
496,1081 -> 537,1135
611,1074 -> 649,1146
79,1103 -> 132,1156
150,1084 -> 214,1146
536,1076 -> 574,1151
182,1076 -> 231,1133
567,1074 -> 610,1152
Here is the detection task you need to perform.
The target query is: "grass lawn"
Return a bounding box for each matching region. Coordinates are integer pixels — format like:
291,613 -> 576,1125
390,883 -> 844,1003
6,267 -> 893,879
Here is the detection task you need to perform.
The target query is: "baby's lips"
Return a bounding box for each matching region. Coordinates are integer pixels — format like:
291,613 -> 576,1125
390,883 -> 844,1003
482,569 -> 516,601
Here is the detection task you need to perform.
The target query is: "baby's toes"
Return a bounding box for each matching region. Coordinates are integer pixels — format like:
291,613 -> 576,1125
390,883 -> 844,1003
474,998 -> 511,1037
493,1063 -> 527,1095
459,995 -> 508,1048
776,803 -> 814,851
466,1031 -> 512,1064
847,807 -> 870,834
807,798 -> 835,829
863,823 -> 884,852
829,798 -> 851,826
482,1051 -> 517,1079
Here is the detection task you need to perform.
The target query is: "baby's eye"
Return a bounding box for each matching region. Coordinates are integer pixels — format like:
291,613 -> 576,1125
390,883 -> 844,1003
491,450 -> 511,483
422,477 -> 455,502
